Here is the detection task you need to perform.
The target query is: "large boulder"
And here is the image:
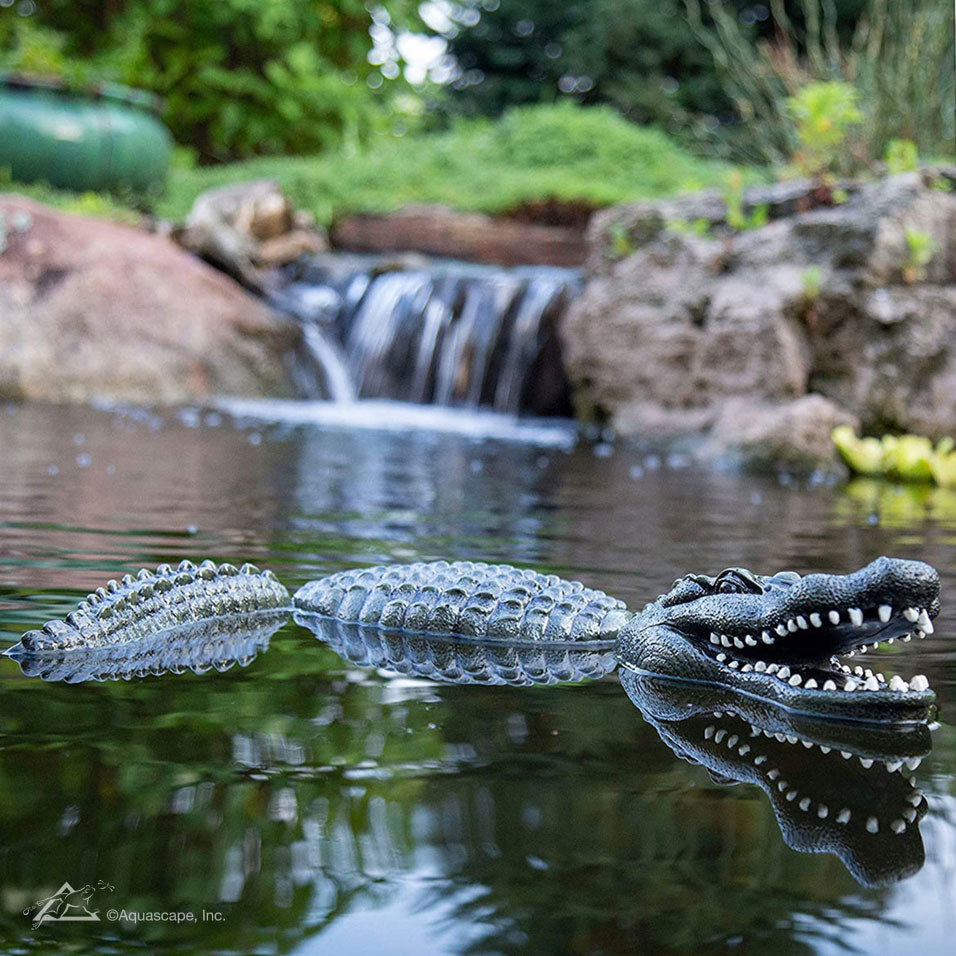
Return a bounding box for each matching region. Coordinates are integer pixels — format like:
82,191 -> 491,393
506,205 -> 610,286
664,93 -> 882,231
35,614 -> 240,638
563,171 -> 956,467
175,179 -> 327,286
0,195 -> 298,404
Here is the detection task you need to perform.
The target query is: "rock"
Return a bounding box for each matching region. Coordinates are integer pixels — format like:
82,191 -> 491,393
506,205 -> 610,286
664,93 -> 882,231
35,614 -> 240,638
705,396 -> 858,472
330,204 -> 587,267
177,179 -> 328,285
563,174 -> 956,459
0,195 -> 298,404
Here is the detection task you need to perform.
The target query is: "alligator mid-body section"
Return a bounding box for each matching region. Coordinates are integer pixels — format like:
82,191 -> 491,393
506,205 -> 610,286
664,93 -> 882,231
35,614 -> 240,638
293,560 -> 631,644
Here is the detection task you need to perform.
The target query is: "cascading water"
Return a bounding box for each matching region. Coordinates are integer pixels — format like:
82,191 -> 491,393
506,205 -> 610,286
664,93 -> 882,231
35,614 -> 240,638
270,255 -> 579,416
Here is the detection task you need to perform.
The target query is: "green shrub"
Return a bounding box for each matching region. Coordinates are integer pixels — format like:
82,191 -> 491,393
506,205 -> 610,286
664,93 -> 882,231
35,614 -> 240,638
787,82 -> 862,179
155,102 -> 741,224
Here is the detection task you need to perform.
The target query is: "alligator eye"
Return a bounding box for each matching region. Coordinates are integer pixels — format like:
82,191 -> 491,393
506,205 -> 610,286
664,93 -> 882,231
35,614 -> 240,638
718,580 -> 743,594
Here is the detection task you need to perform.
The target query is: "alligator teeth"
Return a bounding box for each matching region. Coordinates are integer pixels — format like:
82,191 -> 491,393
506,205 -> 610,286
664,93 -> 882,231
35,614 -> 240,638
710,633 -> 720,644
848,607 -> 863,626
775,624 -> 788,636
754,661 -> 766,672
823,680 -> 836,690
903,607 -> 919,622
777,666 -> 790,679
742,664 -> 753,672
714,729 -> 727,743
716,652 -> 727,662
804,678 -> 818,689
863,675 -> 880,691
885,760 -> 903,773
828,609 -> 840,624
721,635 -> 732,647
799,796 -> 811,811
787,619 -> 798,632
853,666 -> 864,676
788,674 -> 802,686
904,757 -> 921,771
704,726 -> 715,739
910,674 -> 929,692
878,604 -> 892,623
836,808 -> 851,824
809,613 -> 822,628
767,768 -> 779,780
754,755 -> 767,765
844,679 -> 858,691
866,817 -> 879,834
729,660 -> 739,669
733,637 -> 744,648
796,616 -> 808,629
902,633 -> 912,642
726,734 -> 739,748
890,819 -> 906,834
902,807 -> 918,823
744,634 -> 757,646
818,804 -> 829,819
860,757 -> 874,768
918,609 -> 933,633
761,631 -> 774,644
889,675 -> 908,692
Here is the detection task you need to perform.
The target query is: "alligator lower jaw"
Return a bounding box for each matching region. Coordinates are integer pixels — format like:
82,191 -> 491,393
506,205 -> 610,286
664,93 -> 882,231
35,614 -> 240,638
634,628 -> 935,721
694,602 -> 936,698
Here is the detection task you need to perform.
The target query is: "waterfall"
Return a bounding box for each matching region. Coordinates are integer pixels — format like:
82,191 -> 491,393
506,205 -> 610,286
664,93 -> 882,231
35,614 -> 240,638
273,255 -> 579,416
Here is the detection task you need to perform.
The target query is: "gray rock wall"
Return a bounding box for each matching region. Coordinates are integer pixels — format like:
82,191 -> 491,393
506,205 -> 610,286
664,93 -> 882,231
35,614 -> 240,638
562,172 -> 956,467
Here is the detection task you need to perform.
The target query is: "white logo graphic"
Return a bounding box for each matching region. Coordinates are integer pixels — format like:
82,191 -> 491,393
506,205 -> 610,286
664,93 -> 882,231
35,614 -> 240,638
23,881 -> 114,928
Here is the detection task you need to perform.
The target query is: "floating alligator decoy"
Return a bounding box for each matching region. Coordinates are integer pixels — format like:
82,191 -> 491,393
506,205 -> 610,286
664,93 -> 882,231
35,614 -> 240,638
4,556 -> 941,720
4,555 -> 941,887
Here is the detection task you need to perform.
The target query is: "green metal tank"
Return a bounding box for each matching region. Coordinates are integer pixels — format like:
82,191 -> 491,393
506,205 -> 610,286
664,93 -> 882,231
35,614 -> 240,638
0,74 -> 172,193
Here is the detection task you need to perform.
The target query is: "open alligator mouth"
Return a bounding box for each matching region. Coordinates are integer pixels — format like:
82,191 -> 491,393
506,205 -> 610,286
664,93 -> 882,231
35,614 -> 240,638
618,557 -> 941,719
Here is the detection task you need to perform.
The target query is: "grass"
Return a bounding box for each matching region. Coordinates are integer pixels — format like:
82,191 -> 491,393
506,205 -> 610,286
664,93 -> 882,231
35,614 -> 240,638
4,103 -> 745,227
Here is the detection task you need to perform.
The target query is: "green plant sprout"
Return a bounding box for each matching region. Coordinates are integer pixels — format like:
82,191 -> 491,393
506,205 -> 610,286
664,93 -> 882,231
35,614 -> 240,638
884,139 -> 919,174
787,82 -> 863,180
722,171 -> 767,231
903,227 -> 937,283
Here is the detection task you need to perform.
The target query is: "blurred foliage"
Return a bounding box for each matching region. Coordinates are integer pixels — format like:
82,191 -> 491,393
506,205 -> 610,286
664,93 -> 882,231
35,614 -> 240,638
0,1 -> 422,162
150,101 -> 738,225
684,0 -> 955,167
439,0 -> 746,141
884,138 -> 918,175
832,426 -> 956,487
722,169 -> 768,229
902,227 -> 937,284
787,80 -> 862,179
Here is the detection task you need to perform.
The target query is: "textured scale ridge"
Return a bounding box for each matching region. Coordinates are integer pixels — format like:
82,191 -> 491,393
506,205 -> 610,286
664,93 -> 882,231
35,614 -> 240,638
293,560 -> 630,643
9,560 -> 290,654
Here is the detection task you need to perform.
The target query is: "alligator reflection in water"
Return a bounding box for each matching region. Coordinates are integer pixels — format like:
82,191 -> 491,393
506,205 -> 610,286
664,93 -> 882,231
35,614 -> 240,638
4,610 -> 286,682
620,668 -> 930,887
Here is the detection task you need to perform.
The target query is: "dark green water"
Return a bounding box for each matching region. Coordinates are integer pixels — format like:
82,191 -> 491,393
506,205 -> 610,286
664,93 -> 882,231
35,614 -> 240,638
0,400 -> 954,955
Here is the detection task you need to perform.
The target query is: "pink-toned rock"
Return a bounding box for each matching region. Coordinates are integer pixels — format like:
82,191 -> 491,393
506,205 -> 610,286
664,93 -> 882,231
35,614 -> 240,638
331,204 -> 587,267
0,195 -> 297,404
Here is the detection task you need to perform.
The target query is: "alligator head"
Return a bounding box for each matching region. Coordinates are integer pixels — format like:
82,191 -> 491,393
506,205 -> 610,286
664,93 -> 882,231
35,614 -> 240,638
620,670 -> 931,887
616,557 -> 941,721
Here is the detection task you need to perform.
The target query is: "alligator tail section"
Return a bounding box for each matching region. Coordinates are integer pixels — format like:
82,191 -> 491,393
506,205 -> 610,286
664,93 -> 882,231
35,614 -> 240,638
293,560 -> 631,643
6,560 -> 290,655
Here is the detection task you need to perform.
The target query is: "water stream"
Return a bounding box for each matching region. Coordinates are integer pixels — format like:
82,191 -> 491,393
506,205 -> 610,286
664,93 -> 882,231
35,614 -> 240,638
271,255 -> 578,415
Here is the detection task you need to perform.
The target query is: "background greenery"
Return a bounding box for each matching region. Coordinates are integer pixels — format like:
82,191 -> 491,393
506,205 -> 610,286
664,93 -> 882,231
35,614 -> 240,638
1,0 -> 953,222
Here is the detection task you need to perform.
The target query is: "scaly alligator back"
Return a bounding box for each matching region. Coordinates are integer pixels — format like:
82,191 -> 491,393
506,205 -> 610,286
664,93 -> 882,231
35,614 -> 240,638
10,560 -> 289,654
293,560 -> 630,643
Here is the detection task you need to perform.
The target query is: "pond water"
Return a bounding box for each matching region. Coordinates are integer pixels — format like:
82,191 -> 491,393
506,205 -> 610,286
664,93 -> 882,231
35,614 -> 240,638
0,400 -> 954,955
